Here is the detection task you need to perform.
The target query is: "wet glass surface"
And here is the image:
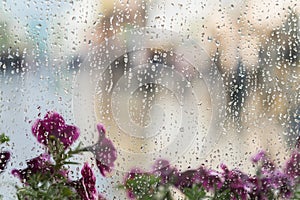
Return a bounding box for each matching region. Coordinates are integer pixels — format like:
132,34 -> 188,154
0,0 -> 299,199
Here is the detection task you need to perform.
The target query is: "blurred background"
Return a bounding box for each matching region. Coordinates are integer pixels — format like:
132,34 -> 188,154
0,0 -> 299,199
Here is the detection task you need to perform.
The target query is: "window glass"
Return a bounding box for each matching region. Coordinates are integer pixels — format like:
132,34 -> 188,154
0,0 -> 298,199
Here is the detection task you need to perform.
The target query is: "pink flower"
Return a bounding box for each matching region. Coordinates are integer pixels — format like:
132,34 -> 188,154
174,166 -> 224,191
199,168 -> 224,191
251,150 -> 276,172
174,169 -> 199,189
32,111 -> 80,149
75,163 -> 98,200
220,164 -> 252,200
248,176 -> 273,200
284,150 -> 300,181
151,159 -> 178,184
271,170 -> 293,199
124,168 -> 145,199
251,151 -> 293,199
12,154 -> 53,183
251,150 -> 266,163
87,124 -> 117,177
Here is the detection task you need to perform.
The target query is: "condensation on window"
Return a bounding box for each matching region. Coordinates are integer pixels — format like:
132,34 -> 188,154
0,0 -> 299,199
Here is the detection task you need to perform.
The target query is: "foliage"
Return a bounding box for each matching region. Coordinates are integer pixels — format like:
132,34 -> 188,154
2,111 -> 300,199
11,111 -> 117,200
121,141 -> 300,200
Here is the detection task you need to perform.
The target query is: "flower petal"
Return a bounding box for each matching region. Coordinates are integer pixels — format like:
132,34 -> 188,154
80,163 -> 97,200
0,151 -> 10,173
11,154 -> 53,183
32,111 -> 79,149
251,150 -> 266,163
284,150 -> 300,180
88,123 -> 117,177
152,159 -> 178,184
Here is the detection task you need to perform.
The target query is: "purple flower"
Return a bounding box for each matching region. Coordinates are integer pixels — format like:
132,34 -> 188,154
251,150 -> 266,163
87,124 -> 117,177
0,151 -> 10,173
250,151 -> 294,199
220,164 -> 251,200
251,150 -> 276,172
32,111 -> 80,149
12,154 -> 53,183
74,163 -> 99,200
199,168 -> 224,191
251,170 -> 293,199
174,169 -> 199,189
124,168 -> 144,181
174,167 -> 223,191
151,159 -> 178,184
284,150 -> 300,181
124,168 -> 145,199
248,176 -> 273,200
271,170 -> 293,199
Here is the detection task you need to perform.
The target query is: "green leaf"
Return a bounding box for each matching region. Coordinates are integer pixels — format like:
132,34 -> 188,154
0,133 -> 9,144
124,174 -> 161,200
182,184 -> 206,200
15,168 -> 79,200
48,136 -> 66,165
160,189 -> 174,200
291,181 -> 300,200
213,189 -> 231,200
68,142 -> 88,154
61,187 -> 75,197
